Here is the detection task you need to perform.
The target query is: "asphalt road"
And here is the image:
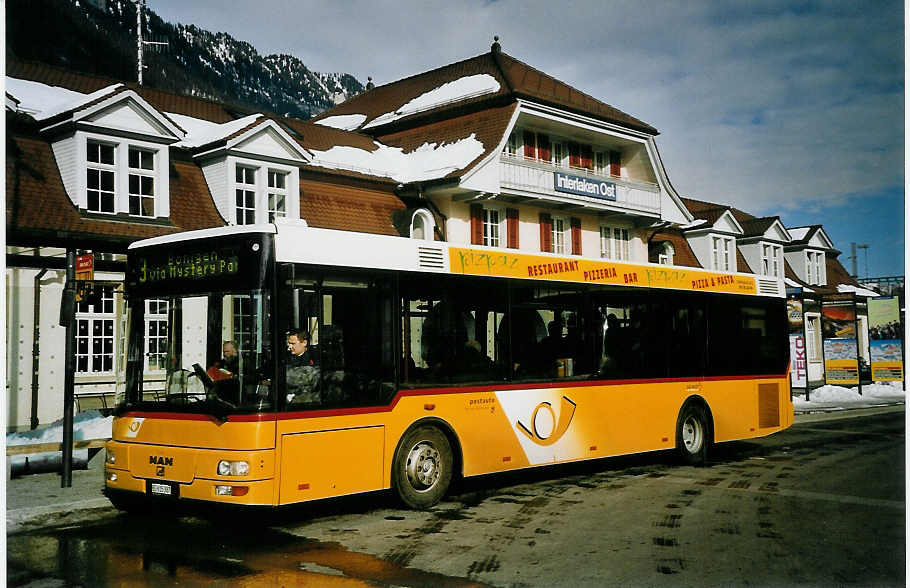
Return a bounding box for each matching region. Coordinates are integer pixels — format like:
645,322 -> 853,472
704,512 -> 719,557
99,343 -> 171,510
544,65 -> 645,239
7,408 -> 905,587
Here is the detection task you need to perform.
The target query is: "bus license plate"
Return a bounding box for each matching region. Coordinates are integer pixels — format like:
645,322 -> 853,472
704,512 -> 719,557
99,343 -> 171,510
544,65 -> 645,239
150,482 -> 173,496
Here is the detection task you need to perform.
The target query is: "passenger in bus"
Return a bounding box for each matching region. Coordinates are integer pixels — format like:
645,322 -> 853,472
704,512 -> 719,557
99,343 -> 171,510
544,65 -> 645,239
286,329 -> 320,404
600,314 -> 622,375
206,340 -> 239,382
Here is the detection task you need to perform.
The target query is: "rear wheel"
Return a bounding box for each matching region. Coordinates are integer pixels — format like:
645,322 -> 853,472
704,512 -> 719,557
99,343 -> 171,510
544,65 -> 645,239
676,403 -> 710,465
392,426 -> 453,509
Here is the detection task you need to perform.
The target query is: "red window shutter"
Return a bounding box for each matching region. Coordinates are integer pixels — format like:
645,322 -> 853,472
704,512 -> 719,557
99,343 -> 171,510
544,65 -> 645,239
523,131 -> 536,159
581,146 -> 594,170
571,218 -> 582,255
568,142 -> 581,168
537,134 -> 551,162
539,213 -> 552,252
470,204 -> 483,245
506,208 -> 519,249
610,151 -> 621,177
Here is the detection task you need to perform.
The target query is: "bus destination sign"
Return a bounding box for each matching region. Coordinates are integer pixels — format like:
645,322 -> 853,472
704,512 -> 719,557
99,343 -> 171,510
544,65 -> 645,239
134,250 -> 240,285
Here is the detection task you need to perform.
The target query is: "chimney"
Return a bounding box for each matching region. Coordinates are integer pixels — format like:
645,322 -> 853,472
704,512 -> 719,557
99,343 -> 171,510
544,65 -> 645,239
366,76 -> 374,91
491,35 -> 501,53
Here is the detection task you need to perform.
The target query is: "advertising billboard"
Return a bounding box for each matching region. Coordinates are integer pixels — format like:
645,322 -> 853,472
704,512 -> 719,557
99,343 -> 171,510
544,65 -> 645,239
822,296 -> 859,385
868,296 -> 903,382
787,298 -> 807,388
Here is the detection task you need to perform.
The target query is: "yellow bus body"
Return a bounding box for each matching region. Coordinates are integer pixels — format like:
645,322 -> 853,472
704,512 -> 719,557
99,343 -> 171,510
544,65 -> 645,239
105,374 -> 792,507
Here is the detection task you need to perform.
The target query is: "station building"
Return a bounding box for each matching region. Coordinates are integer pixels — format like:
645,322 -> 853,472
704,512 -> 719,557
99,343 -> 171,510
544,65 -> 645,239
4,41 -> 876,430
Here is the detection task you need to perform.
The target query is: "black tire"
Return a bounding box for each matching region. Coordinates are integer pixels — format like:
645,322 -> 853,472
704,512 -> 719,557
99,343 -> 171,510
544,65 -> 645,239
676,403 -> 711,466
392,426 -> 453,509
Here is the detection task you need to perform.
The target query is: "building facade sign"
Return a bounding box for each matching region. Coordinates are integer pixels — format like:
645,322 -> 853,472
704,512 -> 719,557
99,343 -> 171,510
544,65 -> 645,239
787,297 -> 807,388
554,172 -> 617,201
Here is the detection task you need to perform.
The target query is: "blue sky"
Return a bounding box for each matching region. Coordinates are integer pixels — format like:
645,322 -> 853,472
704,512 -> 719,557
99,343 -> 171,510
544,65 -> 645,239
152,0 -> 905,277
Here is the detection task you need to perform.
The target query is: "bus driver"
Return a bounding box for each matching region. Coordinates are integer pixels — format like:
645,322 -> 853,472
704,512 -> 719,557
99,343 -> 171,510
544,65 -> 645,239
286,328 -> 319,404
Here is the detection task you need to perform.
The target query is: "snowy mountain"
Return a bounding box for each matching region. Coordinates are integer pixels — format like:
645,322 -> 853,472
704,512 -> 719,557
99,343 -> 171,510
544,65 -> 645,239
6,0 -> 364,119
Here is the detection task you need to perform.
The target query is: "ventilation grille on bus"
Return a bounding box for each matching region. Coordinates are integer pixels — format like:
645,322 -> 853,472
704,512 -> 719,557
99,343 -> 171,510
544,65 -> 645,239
417,246 -> 445,270
757,279 -> 781,296
758,383 -> 780,428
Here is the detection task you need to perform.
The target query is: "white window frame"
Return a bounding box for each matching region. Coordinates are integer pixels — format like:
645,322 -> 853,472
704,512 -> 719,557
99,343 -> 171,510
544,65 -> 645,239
550,216 -> 569,254
128,146 -> 156,217
267,169 -> 288,222
483,206 -> 504,247
761,243 -> 783,277
712,235 -> 734,271
86,140 -> 117,214
805,313 -> 822,363
75,285 -> 116,375
552,141 -> 566,168
79,131 -> 168,218
145,299 -> 168,373
505,131 -> 518,156
658,242 -> 674,265
229,158 -> 299,225
805,250 -> 825,285
600,225 -> 630,261
409,208 -> 435,240
235,165 -> 257,225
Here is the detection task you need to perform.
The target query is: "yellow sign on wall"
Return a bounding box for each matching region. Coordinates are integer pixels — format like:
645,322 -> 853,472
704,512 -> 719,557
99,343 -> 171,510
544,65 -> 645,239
449,247 -> 758,295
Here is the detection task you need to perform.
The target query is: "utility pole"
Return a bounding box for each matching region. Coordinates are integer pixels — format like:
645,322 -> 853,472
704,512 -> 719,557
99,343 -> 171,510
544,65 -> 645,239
135,0 -> 167,86
857,244 -> 869,279
59,250 -> 77,488
849,242 -> 869,279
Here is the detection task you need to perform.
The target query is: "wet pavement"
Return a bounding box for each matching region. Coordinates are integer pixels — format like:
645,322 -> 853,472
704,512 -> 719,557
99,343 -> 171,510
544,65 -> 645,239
6,405 -> 905,586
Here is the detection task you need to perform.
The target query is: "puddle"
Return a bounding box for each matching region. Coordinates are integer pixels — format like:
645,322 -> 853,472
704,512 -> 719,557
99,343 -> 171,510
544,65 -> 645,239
7,517 -> 489,587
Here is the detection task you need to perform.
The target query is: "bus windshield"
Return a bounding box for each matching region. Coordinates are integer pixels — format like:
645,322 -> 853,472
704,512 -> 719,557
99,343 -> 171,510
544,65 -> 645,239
118,231 -> 276,416
120,289 -> 274,416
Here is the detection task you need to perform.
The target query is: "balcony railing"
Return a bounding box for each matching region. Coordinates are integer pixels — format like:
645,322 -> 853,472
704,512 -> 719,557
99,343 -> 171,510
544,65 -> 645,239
499,153 -> 661,216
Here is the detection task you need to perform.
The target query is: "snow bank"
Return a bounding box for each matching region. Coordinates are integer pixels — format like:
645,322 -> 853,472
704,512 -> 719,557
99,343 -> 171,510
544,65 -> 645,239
363,74 -> 500,129
792,382 -> 905,409
309,134 -> 485,183
7,410 -> 112,446
315,113 -> 368,131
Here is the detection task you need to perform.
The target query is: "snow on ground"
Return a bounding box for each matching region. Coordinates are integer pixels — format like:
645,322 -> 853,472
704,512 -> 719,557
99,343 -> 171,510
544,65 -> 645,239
6,410 -> 112,446
315,113 -> 368,131
793,382 -> 905,409
363,74 -> 500,129
309,134 -> 485,183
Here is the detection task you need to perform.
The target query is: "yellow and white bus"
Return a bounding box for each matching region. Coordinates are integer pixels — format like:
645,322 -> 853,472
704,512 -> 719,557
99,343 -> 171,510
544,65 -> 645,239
104,221 -> 792,511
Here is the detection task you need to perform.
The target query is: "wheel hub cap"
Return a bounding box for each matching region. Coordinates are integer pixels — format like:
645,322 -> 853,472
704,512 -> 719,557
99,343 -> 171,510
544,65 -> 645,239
406,442 -> 440,491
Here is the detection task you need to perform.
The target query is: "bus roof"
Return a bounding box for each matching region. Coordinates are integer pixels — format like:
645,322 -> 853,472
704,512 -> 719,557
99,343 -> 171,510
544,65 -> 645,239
128,219 -> 784,298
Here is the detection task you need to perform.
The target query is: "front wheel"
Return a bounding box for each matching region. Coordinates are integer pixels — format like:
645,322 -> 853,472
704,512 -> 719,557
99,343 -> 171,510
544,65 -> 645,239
676,403 -> 711,465
392,426 -> 453,509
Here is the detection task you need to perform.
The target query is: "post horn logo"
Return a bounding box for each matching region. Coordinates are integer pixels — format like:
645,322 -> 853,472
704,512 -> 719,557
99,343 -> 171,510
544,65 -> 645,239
516,396 -> 577,446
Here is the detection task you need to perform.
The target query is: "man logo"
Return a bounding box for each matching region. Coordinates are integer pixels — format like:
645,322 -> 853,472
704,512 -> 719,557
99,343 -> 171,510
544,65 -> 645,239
516,396 -> 576,446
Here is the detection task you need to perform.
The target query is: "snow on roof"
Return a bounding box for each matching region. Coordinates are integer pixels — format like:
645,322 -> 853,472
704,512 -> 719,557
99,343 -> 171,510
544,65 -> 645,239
680,219 -> 708,230
837,283 -> 880,298
309,134 -> 485,183
6,77 -> 122,120
788,227 -> 811,241
168,112 -> 263,148
362,74 -> 501,130
785,278 -> 813,291
315,113 -> 368,131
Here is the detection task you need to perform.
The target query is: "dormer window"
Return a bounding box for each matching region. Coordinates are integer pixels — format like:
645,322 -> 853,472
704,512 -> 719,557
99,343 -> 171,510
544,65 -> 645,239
806,251 -> 825,285
86,141 -> 116,213
128,147 -> 156,217
267,170 -> 288,221
658,242 -> 675,265
410,208 -> 436,240
82,136 -> 167,219
712,236 -> 734,271
761,244 -> 783,278
227,159 -> 298,225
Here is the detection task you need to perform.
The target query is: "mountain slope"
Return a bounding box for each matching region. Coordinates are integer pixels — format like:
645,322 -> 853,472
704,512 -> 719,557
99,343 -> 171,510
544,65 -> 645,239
5,0 -> 364,119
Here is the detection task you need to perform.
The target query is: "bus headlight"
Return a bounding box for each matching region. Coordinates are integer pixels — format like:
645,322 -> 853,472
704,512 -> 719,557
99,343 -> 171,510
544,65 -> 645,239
217,460 -> 250,476
106,450 -> 116,464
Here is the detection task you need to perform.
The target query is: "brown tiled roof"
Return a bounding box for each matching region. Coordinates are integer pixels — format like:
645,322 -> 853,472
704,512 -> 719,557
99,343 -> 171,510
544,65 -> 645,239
282,118 -> 379,153
680,197 -> 755,225
736,248 -> 753,274
6,134 -> 224,249
313,50 -> 657,135
377,103 -> 518,180
8,59 -> 247,124
299,174 -> 404,236
739,216 -> 779,238
787,225 -> 825,246
648,231 -> 701,268
783,256 -> 857,295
